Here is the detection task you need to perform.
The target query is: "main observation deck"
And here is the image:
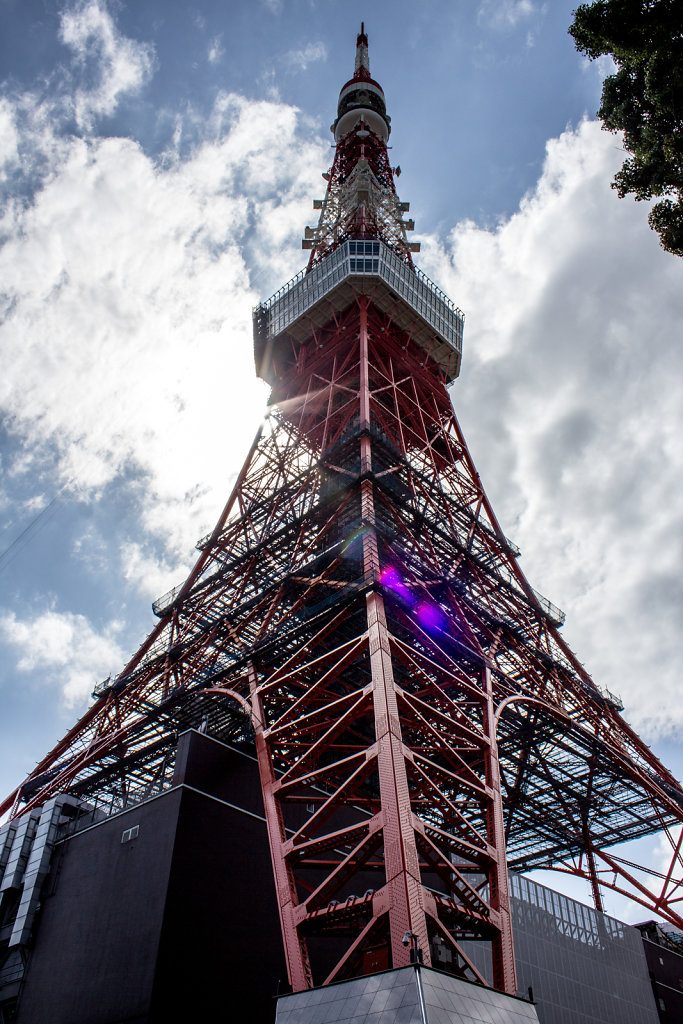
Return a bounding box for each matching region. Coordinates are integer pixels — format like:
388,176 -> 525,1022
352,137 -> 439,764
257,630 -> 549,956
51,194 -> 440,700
253,239 -> 464,386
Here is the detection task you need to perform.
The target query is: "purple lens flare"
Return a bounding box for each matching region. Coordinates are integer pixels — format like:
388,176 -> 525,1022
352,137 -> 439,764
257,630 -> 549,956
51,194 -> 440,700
379,566 -> 415,605
380,566 -> 448,633
415,601 -> 447,633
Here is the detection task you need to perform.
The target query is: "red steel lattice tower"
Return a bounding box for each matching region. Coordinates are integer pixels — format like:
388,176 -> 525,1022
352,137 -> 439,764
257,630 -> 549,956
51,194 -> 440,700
4,25 -> 683,997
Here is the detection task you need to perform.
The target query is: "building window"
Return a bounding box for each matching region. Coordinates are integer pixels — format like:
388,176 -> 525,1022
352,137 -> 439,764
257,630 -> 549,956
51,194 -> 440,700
120,825 -> 139,844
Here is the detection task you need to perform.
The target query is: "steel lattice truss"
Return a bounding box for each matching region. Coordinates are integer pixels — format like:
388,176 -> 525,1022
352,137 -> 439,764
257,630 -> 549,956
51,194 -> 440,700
3,22 -> 683,1002
303,22 -> 417,269
305,124 -> 415,268
3,294 -> 683,992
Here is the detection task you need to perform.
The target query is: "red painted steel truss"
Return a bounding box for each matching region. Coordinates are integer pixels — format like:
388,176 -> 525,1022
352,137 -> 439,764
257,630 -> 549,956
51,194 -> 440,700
306,119 -> 412,269
4,289 -> 683,995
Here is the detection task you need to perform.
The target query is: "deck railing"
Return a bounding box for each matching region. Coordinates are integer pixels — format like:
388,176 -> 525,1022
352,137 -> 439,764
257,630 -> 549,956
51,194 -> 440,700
254,239 -> 464,356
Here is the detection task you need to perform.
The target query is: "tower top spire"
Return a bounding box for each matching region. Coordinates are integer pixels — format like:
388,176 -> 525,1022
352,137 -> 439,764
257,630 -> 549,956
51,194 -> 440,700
303,24 -> 420,268
354,21 -> 370,80
333,23 -> 390,143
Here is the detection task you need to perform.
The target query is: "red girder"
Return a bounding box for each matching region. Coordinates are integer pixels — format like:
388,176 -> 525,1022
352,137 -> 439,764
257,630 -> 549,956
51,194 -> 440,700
4,278 -> 683,999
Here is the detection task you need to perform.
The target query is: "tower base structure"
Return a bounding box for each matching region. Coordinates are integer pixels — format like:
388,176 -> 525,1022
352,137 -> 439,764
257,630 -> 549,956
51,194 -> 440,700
0,729 -> 663,1024
2,730 -> 286,1024
274,966 -> 540,1024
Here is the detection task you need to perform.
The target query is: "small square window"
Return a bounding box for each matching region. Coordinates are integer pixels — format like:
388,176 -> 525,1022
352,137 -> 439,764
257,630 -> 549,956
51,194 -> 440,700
121,825 -> 139,844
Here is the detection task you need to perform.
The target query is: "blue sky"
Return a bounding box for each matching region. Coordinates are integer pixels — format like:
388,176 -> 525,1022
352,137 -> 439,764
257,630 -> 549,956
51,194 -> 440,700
1,0 -> 683,920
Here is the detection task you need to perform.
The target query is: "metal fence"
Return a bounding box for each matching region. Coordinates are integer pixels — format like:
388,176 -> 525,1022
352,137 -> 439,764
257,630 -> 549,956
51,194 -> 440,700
255,239 -> 464,355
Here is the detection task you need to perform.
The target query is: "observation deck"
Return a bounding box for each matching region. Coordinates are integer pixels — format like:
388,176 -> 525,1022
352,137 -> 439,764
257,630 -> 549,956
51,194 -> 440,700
253,239 -> 464,386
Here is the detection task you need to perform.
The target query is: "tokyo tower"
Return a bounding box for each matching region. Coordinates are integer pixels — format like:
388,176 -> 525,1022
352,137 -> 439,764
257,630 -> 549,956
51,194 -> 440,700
3,23 -> 683,1004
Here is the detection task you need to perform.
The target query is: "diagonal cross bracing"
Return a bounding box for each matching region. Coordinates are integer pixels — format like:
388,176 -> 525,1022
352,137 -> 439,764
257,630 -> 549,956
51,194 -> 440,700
4,23 -> 683,1006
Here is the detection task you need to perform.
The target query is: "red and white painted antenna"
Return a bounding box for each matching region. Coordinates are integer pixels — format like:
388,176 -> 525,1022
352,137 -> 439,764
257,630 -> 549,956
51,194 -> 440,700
302,23 -> 420,266
354,21 -> 370,79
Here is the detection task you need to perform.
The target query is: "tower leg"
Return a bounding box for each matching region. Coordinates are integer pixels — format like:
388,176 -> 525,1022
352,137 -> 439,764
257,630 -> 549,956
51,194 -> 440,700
251,663 -> 313,991
367,590 -> 431,968
483,668 -> 517,995
585,843 -> 604,913
360,296 -> 430,967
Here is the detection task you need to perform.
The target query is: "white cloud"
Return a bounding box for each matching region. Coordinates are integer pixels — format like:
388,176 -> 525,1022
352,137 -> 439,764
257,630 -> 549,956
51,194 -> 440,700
580,52 -> 619,97
421,118 -> 683,741
72,523 -> 110,576
0,66 -> 326,564
0,608 -> 125,705
207,35 -> 224,65
0,97 -> 19,178
281,42 -> 328,72
22,493 -> 49,514
59,0 -> 155,126
120,539 -> 190,602
478,0 -> 537,29
0,5 -> 328,735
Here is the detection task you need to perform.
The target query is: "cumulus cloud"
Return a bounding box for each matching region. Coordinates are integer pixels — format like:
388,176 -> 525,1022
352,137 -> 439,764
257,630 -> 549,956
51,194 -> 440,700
0,18 -> 327,590
478,0 -> 537,29
0,608 -> 125,705
421,118 -> 683,740
0,98 -> 19,179
0,0 -> 332,732
59,0 -> 155,126
120,539 -> 190,601
281,42 -> 328,72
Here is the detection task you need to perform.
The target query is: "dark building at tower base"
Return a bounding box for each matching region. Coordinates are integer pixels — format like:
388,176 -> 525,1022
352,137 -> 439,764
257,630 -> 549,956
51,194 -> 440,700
1,728 -> 680,1024
1,731 -> 285,1024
